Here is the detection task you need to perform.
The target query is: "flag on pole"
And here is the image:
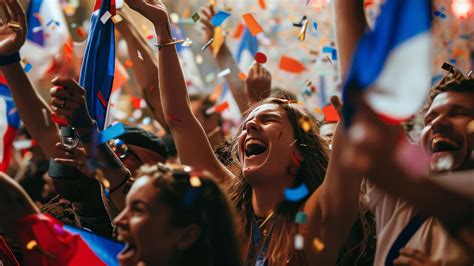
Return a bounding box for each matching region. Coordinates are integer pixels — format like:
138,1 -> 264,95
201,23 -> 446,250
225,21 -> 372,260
0,76 -> 21,172
79,0 -> 116,130
342,0 -> 432,126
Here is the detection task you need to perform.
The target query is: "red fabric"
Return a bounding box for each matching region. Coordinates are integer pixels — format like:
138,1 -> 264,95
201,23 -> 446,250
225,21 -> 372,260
322,105 -> 340,123
0,126 -> 18,172
0,236 -> 20,266
14,214 -> 105,266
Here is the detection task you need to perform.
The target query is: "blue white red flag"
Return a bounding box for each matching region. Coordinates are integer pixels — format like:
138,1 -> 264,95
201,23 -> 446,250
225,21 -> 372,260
79,0 -> 116,130
0,76 -> 21,172
342,0 -> 432,125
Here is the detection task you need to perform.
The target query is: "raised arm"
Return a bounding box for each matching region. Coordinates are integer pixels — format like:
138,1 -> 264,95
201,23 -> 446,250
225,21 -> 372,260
200,5 -> 248,113
115,7 -> 169,132
334,0 -> 367,77
0,1 -> 61,158
125,0 -> 233,184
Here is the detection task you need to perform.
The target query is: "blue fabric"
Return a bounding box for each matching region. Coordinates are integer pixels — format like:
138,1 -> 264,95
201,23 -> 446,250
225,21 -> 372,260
26,0 -> 44,46
64,225 -> 124,266
79,0 -> 115,130
0,84 -> 21,128
236,28 -> 259,63
342,0 -> 431,126
385,214 -> 427,266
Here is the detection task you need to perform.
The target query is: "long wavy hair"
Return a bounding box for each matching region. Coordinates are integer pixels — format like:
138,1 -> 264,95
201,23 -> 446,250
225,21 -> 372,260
228,98 -> 330,265
136,163 -> 242,266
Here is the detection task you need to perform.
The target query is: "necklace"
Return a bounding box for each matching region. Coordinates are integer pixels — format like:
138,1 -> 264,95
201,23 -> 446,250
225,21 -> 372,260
257,212 -> 274,236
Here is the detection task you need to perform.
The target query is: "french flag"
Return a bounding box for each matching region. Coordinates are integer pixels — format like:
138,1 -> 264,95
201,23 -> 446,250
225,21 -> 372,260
342,0 -> 432,125
80,0 -> 116,130
0,77 -> 21,172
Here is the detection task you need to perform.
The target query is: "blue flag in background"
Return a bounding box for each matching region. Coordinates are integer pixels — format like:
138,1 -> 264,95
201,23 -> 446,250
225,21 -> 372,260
236,27 -> 259,63
79,0 -> 115,130
342,0 -> 432,126
26,0 -> 44,46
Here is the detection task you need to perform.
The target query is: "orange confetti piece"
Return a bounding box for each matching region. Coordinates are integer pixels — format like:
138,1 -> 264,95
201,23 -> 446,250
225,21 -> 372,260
124,59 -> 133,68
323,105 -> 339,123
258,0 -> 267,9
279,56 -> 306,73
233,23 -> 245,39
215,101 -> 230,113
242,13 -> 264,36
239,72 -> 247,80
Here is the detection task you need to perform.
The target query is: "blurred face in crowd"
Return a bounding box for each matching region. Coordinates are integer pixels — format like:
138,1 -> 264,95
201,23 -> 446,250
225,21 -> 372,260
114,176 -> 183,266
421,91 -> 474,173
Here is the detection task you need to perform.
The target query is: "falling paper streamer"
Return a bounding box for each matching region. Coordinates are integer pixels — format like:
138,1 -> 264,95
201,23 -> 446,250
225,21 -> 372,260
284,183 -> 309,201
210,11 -> 231,27
217,68 -> 232,78
279,56 -> 306,73
98,123 -> 126,144
242,13 -> 264,36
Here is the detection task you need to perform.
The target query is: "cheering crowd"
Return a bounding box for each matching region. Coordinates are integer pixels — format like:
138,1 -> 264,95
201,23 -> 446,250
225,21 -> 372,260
0,0 -> 473,265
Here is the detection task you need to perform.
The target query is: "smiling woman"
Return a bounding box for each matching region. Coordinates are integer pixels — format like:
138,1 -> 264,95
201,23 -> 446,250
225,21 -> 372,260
114,163 -> 242,266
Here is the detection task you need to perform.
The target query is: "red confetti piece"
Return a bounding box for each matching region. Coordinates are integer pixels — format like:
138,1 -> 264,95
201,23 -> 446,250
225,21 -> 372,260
239,72 -> 247,80
96,91 -> 107,107
255,52 -> 267,64
322,105 -> 339,123
76,27 -> 86,38
124,59 -> 133,68
215,101 -> 230,113
279,56 -> 306,73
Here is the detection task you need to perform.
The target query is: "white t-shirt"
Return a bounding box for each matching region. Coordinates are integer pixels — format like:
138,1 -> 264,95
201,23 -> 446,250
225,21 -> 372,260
365,181 -> 471,266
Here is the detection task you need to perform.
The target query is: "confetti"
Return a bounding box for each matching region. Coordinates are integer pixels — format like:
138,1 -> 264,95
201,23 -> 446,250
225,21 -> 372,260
279,56 -> 305,73
210,11 -> 231,27
137,50 -> 143,60
323,105 -> 339,123
124,59 -> 133,68
239,72 -> 247,80
32,26 -> 42,33
242,13 -> 264,36
190,176 -> 202,187
23,63 -> 32,73
255,52 -> 267,64
434,10 -> 447,19
233,23 -> 245,39
258,0 -> 267,9
111,14 -> 123,24
297,19 -> 310,41
293,15 -> 307,28
205,101 -> 230,115
294,234 -> 304,250
295,212 -> 308,224
100,11 -> 112,24
313,238 -> 325,253
305,80 -> 312,87
191,12 -> 201,23
13,139 -> 34,150
50,113 -> 68,126
98,123 -> 126,144
433,154 -> 454,172
217,68 -> 232,78
298,117 -> 311,132
211,27 -> 225,56
322,46 -> 337,60
284,183 -> 309,201
202,38 -> 214,51
26,240 -> 38,250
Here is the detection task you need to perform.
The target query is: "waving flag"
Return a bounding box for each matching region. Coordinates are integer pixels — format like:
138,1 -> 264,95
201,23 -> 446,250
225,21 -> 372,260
0,76 -> 21,172
342,0 -> 432,126
80,0 -> 116,130
21,0 -> 69,82
16,214 -> 123,266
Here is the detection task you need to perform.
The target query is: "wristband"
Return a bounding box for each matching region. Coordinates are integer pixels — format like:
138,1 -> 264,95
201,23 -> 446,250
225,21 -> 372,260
155,39 -> 184,50
0,52 -> 20,66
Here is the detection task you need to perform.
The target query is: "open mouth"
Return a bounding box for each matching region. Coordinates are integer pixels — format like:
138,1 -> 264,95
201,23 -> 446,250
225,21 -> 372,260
244,139 -> 268,158
431,136 -> 459,153
118,242 -> 138,262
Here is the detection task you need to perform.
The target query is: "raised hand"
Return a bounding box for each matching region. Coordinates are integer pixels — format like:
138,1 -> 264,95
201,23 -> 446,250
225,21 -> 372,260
55,142 -> 92,177
200,4 -> 216,42
245,63 -> 272,103
49,77 -> 95,130
124,0 -> 169,36
0,0 -> 26,55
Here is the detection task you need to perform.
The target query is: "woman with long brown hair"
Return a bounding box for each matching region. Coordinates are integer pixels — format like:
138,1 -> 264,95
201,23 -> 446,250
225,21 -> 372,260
124,1 -> 363,265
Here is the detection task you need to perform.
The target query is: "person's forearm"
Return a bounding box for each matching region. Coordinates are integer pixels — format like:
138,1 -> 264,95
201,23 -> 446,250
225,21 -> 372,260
215,44 -> 248,113
1,63 -> 61,158
119,20 -> 169,132
334,0 -> 367,78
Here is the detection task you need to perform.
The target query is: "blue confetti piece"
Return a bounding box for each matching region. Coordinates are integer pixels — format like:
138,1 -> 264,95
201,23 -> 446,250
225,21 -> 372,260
449,58 -> 456,65
313,22 -> 318,32
284,183 -> 309,202
431,75 -> 442,85
99,123 -> 126,144
23,63 -> 32,73
434,10 -> 447,19
210,11 -> 231,27
294,212 -> 308,224
322,46 -> 337,60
